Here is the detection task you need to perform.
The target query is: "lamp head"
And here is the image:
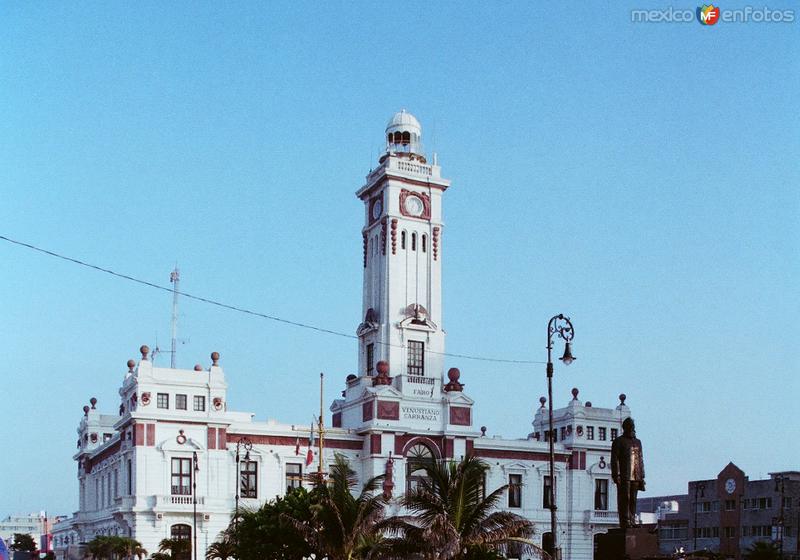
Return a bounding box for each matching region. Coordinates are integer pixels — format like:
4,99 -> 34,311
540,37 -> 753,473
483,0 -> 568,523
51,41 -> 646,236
559,342 -> 576,365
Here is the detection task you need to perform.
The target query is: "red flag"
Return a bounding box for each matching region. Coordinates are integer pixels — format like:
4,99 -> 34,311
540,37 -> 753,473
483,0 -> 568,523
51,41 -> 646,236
305,421 -> 315,467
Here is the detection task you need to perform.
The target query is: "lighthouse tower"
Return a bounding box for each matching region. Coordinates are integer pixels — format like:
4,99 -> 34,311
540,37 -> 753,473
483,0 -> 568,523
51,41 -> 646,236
356,110 -> 450,385
331,111 -> 473,437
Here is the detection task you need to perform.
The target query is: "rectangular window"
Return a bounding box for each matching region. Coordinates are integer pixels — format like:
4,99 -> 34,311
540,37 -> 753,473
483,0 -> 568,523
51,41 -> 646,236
724,526 -> 736,538
407,341 -> 424,375
193,396 -> 206,412
176,394 -> 187,410
725,499 -> 736,510
171,458 -> 192,495
508,474 -> 522,508
127,459 -> 132,495
595,479 -> 609,511
560,427 -> 566,441
240,460 -> 257,499
783,496 -> 792,508
543,475 -> 555,509
366,343 -> 375,376
598,427 -> 607,441
586,426 -> 594,440
286,463 -> 303,492
157,393 -> 169,409
610,428 -> 618,440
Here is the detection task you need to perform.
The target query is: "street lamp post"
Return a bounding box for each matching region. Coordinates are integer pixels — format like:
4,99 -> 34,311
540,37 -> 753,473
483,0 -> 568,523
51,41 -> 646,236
545,314 -> 575,560
234,438 -> 253,527
693,482 -> 705,552
192,451 -> 199,560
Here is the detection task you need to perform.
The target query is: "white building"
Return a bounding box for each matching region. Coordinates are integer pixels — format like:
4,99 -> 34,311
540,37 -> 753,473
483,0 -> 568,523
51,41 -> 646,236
53,111 -> 633,560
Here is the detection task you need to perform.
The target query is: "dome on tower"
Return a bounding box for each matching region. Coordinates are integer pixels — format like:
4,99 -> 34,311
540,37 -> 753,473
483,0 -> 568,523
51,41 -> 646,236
386,109 -> 422,136
385,109 -> 424,160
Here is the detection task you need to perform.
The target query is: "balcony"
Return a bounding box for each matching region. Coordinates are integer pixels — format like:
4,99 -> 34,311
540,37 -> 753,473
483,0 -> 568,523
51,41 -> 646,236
587,510 -> 619,524
155,495 -> 205,509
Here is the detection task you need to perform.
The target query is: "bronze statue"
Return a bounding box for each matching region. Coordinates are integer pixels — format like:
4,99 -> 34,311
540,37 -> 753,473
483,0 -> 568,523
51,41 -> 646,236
611,417 -> 645,529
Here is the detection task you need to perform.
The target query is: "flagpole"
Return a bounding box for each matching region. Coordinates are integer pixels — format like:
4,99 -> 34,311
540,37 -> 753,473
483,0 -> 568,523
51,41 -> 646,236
318,372 -> 324,475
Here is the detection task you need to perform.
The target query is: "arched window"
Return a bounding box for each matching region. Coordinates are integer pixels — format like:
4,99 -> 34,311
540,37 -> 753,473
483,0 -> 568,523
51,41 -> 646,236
170,524 -> 192,560
422,234 -> 427,253
402,131 -> 411,145
387,133 -> 392,143
394,131 -> 402,144
406,442 -> 435,493
411,232 -> 417,251
401,231 -> 406,250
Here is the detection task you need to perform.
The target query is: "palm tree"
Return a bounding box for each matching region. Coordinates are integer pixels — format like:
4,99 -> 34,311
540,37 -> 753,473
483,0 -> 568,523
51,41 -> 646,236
385,454 -> 546,560
157,539 -> 191,560
205,536 -> 236,560
283,453 -> 388,560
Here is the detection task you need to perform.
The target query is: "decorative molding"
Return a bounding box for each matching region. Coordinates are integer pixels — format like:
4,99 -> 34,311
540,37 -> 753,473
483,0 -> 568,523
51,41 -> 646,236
432,227 -> 440,260
390,219 -> 398,255
362,231 -> 368,267
381,220 -> 387,255
449,406 -> 471,426
362,400 -> 374,422
399,189 -> 431,220
377,400 -> 400,420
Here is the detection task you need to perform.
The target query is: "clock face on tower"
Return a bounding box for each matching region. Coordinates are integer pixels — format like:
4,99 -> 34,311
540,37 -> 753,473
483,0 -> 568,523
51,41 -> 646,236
725,478 -> 736,494
404,195 -> 424,217
371,198 -> 383,220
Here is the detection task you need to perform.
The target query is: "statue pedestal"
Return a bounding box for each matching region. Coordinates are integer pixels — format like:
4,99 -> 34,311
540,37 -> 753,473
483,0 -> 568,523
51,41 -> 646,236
595,526 -> 659,560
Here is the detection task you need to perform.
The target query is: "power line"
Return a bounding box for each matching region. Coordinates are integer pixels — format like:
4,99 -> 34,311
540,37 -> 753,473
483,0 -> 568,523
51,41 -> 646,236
0,234 -> 545,365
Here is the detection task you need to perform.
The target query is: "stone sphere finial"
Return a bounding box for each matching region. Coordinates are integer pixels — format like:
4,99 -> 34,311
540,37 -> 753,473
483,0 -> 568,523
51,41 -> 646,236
480,426 -> 487,436
376,360 -> 389,375
83,405 -> 90,416
90,397 -> 97,409
539,396 -> 547,408
211,351 -> 220,366
140,345 -> 150,360
194,364 -> 202,371
571,387 -> 579,400
619,393 -> 627,405
585,401 -> 592,407
447,367 -> 461,382
127,359 -> 135,372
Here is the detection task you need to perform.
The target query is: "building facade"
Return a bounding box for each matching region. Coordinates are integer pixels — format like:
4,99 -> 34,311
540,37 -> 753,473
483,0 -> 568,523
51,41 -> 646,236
53,111 -> 635,560
639,463 -> 800,559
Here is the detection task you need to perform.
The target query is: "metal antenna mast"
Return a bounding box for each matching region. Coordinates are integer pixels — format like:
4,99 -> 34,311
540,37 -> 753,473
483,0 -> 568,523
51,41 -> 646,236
170,267 -> 180,368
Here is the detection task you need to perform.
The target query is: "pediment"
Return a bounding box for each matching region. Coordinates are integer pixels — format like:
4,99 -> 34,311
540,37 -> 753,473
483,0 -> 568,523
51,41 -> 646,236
445,393 -> 474,405
501,461 -> 530,472
157,437 -> 204,453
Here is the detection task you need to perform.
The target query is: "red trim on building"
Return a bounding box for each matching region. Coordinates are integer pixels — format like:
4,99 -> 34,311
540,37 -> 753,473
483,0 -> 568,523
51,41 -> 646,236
332,412 -> 342,428
370,434 -> 382,455
207,428 -> 217,450
395,434 -> 444,458
473,448 -> 569,462
449,406 -> 471,426
466,438 -> 474,457
363,400 -> 374,422
377,400 -> 399,420
218,428 -> 227,448
231,433 -> 362,450
146,424 -> 155,447
134,424 -> 144,446
444,438 -> 454,458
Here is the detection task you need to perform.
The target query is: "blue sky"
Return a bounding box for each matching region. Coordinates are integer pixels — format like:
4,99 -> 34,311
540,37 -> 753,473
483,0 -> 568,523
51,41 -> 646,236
1,2 -> 798,518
